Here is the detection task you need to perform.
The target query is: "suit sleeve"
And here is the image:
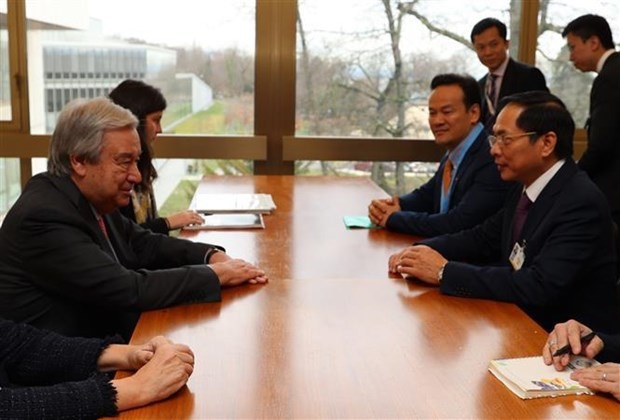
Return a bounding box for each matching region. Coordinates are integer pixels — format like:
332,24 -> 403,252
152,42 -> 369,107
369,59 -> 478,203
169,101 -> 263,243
420,208 -> 504,262
394,169 -> 438,212
0,373 -> 118,418
20,207 -> 221,311
431,189 -> 606,308
119,200 -> 169,235
0,320 -> 119,418
578,73 -> 620,175
596,333 -> 620,363
526,67 -> 549,92
138,217 -> 170,235
0,320 -> 119,383
386,159 -> 508,237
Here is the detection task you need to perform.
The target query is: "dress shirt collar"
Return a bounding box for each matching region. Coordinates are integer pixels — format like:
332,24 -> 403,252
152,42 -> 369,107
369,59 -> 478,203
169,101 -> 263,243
447,122 -> 484,171
523,159 -> 566,202
597,49 -> 615,73
491,54 -> 510,78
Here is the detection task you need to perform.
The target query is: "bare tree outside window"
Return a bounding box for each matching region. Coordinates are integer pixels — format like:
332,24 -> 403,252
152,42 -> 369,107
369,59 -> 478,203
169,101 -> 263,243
295,0 -> 618,195
5,0 -> 617,216
295,0 -> 507,194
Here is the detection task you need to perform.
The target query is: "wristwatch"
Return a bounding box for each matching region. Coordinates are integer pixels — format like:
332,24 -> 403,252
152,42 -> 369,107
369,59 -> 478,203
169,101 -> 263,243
205,247 -> 221,263
437,262 -> 447,284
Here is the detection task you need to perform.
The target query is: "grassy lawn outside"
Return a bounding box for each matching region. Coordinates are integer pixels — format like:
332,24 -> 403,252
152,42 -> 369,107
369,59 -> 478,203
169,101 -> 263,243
159,179 -> 199,217
171,102 -> 227,134
162,103 -> 192,127
157,98 -> 434,218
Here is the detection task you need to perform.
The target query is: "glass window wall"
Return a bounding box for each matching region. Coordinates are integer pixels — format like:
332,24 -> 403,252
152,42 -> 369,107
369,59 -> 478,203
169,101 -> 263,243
536,1 -> 619,126
22,0 -> 256,212
295,0 -> 516,194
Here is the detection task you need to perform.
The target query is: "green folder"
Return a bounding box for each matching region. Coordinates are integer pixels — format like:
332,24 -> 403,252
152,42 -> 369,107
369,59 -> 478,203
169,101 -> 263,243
343,215 -> 380,229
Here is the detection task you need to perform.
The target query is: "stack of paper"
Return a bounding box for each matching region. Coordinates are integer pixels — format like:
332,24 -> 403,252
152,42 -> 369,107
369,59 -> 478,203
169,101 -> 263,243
191,193 -> 276,214
185,193 -> 275,231
184,213 -> 265,230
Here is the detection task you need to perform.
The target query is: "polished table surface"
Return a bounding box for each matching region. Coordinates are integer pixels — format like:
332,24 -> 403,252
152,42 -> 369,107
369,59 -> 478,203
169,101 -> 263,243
116,176 -> 619,418
184,175 -> 416,280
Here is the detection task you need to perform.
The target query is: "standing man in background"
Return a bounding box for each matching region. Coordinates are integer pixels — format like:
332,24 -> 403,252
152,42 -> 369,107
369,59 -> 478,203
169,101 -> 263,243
471,17 -> 548,129
563,14 -> 620,274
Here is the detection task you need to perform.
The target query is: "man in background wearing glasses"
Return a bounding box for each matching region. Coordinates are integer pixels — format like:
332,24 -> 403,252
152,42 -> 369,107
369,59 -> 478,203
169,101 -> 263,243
389,91 -> 619,335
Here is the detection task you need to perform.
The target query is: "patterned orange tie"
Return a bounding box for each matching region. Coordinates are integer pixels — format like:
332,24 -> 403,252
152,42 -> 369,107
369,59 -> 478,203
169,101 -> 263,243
442,158 -> 453,195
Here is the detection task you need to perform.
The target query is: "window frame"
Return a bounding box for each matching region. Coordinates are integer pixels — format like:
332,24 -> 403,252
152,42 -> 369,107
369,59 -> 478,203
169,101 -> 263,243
0,0 -> 27,132
0,0 -> 586,185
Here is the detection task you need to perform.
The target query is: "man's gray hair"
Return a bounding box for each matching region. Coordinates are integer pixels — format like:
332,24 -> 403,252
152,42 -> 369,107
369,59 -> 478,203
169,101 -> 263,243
48,97 -> 138,176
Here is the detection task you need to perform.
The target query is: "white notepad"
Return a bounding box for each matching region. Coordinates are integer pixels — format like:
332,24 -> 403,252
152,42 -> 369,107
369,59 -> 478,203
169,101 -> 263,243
488,355 -> 598,399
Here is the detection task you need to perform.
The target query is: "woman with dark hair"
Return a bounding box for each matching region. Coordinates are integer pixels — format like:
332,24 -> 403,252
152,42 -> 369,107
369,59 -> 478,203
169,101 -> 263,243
109,79 -> 204,234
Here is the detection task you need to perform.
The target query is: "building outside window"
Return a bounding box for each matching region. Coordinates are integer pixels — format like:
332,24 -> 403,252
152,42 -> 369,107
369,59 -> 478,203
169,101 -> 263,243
1,0 -> 617,218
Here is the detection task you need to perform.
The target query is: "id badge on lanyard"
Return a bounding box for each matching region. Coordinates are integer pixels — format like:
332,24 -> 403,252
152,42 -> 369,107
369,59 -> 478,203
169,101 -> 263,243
509,241 -> 526,271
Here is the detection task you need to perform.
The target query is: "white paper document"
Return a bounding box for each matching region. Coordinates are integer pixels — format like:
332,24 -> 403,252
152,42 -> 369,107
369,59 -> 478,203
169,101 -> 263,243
191,193 -> 276,214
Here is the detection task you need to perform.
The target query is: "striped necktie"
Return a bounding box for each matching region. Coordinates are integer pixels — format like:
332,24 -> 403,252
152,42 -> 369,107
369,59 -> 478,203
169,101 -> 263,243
487,73 -> 498,114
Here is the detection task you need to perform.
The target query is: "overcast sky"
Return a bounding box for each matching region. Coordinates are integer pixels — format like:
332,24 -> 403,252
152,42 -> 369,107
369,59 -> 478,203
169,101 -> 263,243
81,0 -> 619,76
89,0 -> 256,51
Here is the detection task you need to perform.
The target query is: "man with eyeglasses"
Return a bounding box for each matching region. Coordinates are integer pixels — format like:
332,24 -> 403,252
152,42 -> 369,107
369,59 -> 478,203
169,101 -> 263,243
367,73 -> 511,237
389,91 -> 619,334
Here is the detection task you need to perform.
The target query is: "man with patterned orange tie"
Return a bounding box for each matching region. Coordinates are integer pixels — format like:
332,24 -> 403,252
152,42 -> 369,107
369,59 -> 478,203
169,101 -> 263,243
389,91 -> 619,334
368,73 -> 511,237
471,18 -> 548,130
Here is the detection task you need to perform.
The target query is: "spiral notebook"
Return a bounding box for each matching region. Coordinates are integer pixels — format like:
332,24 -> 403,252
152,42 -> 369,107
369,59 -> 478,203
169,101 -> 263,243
488,355 -> 599,399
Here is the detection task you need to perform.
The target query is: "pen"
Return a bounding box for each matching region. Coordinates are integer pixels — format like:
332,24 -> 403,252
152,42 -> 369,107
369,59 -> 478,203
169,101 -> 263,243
552,331 -> 596,357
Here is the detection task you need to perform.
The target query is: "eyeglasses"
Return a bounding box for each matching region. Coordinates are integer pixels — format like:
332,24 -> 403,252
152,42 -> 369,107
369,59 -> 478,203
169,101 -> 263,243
488,131 -> 538,148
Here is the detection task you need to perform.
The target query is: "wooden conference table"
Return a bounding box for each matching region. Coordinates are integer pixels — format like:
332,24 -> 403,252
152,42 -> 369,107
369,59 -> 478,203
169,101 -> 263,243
116,176 -> 618,418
